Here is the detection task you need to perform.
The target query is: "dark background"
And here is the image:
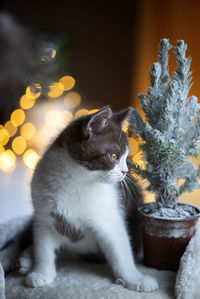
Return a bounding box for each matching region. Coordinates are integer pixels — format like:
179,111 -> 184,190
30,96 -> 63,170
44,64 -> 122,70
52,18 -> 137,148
1,0 -> 137,112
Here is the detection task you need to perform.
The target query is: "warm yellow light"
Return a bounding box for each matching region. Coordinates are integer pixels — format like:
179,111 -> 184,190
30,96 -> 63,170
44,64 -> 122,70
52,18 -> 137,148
12,136 -> 27,155
60,111 -> 73,127
50,48 -> 56,59
0,145 -> 4,155
59,76 -> 75,91
47,82 -> 64,98
0,126 -> 9,146
4,120 -> 17,137
11,109 -> 25,126
26,84 -> 41,100
0,150 -> 16,172
122,120 -> 129,133
45,110 -> 61,127
74,109 -> 89,118
64,92 -> 81,109
132,151 -> 146,170
88,109 -> 99,114
23,149 -> 40,169
20,94 -> 35,110
128,138 -> 139,156
41,48 -> 56,62
21,123 -> 36,140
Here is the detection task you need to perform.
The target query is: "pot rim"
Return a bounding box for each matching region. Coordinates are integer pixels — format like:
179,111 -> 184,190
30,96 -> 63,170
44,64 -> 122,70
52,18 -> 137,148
138,202 -> 200,222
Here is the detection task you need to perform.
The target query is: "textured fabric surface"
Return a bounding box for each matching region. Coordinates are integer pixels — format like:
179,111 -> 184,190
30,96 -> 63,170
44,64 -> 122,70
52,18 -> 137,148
5,260 -> 176,299
0,262 -> 5,299
0,215 -> 32,249
1,216 -> 200,299
175,223 -> 200,299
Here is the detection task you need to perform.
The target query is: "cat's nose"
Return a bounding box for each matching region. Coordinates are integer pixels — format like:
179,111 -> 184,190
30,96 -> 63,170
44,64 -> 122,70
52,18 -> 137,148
121,170 -> 127,175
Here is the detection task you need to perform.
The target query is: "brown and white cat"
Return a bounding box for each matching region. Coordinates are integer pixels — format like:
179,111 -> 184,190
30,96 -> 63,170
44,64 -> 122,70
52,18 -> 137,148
25,106 -> 158,292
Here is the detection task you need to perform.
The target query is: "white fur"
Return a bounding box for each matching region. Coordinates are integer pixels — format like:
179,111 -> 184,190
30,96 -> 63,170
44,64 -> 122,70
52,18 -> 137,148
26,146 -> 158,292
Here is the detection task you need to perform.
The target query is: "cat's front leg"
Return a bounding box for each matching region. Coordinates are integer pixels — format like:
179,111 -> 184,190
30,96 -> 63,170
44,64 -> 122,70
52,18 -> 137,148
18,246 -> 33,274
26,221 -> 58,288
94,216 -> 158,292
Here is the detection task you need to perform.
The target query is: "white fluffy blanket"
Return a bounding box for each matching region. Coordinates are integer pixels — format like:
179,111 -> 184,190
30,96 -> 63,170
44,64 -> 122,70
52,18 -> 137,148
0,216 -> 200,299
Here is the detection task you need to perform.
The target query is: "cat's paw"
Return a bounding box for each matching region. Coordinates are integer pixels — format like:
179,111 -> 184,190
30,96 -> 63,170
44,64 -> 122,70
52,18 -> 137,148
126,275 -> 158,292
18,256 -> 32,274
26,271 -> 56,288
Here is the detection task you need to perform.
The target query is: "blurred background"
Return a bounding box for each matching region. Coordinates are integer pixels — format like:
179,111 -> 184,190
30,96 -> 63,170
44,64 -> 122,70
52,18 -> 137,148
1,0 -> 200,222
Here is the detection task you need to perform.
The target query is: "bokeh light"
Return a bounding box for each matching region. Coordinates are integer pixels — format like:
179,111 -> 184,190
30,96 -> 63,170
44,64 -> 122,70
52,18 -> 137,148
20,123 -> 36,140
88,109 -> 99,114
20,94 -> 35,110
47,82 -> 64,98
12,136 -> 27,155
128,138 -> 139,156
122,120 -> 129,133
45,110 -> 61,127
64,92 -> 81,109
11,109 -> 25,126
60,111 -> 73,127
0,145 -> 4,155
0,126 -> 9,146
4,120 -> 17,137
23,149 -> 40,169
132,150 -> 146,170
41,48 -> 56,62
0,150 -> 16,172
26,84 -> 41,100
59,76 -> 75,91
74,109 -> 89,118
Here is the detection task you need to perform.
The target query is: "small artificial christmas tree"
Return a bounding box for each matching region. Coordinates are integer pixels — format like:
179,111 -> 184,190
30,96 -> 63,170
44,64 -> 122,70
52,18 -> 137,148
129,38 -> 200,211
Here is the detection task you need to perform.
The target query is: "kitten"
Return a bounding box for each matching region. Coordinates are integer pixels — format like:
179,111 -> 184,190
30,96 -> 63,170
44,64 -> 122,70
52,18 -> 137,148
25,106 -> 158,292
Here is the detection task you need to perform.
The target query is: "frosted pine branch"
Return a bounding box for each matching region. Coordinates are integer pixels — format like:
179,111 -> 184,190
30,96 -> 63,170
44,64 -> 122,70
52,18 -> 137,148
128,38 -> 200,208
158,38 -> 172,85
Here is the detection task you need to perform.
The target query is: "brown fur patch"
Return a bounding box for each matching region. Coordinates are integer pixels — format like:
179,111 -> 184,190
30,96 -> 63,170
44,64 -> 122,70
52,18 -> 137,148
50,210 -> 84,242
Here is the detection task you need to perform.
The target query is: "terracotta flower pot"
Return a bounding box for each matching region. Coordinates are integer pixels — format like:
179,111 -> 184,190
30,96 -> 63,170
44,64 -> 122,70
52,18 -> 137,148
138,202 -> 200,271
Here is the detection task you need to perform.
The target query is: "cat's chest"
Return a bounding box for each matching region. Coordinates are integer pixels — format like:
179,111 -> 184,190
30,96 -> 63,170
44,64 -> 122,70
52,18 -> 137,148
59,180 -> 119,219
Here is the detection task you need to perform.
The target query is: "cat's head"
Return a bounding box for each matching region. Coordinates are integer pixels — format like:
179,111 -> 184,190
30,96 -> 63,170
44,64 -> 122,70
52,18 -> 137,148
58,106 -> 131,184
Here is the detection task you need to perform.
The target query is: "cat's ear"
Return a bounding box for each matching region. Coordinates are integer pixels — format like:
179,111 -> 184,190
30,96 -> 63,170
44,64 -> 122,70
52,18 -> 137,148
84,106 -> 112,137
112,107 -> 131,125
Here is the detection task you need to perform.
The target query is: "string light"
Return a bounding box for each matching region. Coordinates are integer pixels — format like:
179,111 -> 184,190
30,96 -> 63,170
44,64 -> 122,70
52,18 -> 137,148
0,54 -> 97,174
0,145 -> 4,155
11,109 -> 25,126
21,123 -> 36,140
74,109 -> 89,118
0,126 -> 9,146
45,110 -> 62,127
88,109 -> 99,114
12,136 -> 27,155
40,48 -> 56,62
64,92 -> 81,109
4,121 -> 17,137
26,84 -> 41,100
23,149 -> 40,169
128,138 -> 139,156
59,76 -> 75,91
122,120 -> 129,133
60,111 -> 73,127
0,150 -> 16,172
20,95 -> 35,110
47,82 -> 64,98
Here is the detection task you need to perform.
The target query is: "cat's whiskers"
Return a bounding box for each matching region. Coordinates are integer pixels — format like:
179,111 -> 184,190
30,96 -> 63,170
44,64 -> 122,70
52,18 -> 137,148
98,173 -> 111,184
124,175 -> 138,199
122,179 -> 133,204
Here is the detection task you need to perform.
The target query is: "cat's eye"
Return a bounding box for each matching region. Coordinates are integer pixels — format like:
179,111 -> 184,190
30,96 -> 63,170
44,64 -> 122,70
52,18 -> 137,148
110,153 -> 118,162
